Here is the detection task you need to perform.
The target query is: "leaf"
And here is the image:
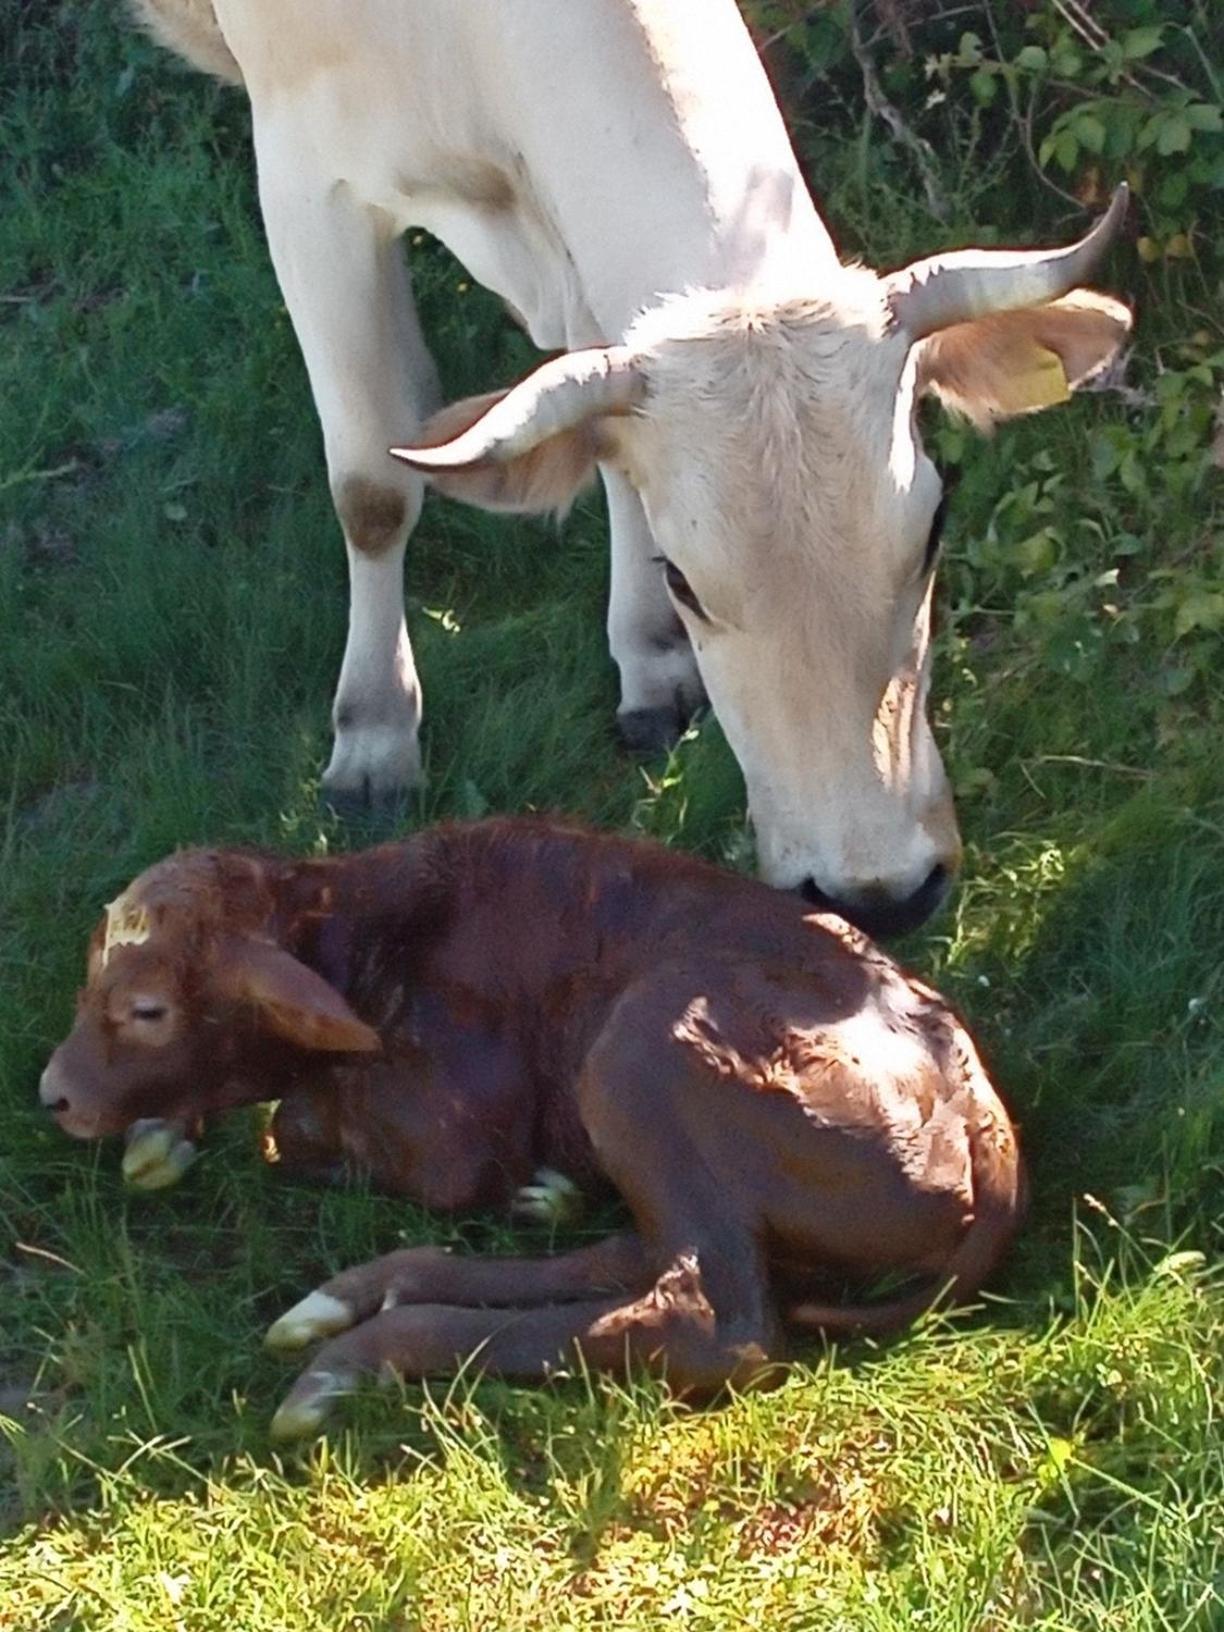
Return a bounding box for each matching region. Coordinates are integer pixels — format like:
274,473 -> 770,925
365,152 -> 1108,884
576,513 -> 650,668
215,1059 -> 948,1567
1015,45 -> 1047,72
1174,590 -> 1224,639
1185,102 -> 1223,132
1121,26 -> 1164,61
1157,113 -> 1192,156
1159,172 -> 1189,207
1074,114 -> 1106,155
970,68 -> 997,106
1011,529 -> 1059,577
1054,128 -> 1080,173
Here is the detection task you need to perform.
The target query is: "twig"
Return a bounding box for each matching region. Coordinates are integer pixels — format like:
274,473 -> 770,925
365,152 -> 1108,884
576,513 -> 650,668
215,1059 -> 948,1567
1054,0 -> 1195,100
16,1240 -> 83,1274
848,0 -> 951,222
1033,755 -> 1155,780
0,459 -> 81,494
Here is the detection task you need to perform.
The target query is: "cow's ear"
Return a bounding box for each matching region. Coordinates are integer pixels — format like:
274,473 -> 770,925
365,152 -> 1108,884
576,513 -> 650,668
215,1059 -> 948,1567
914,290 -> 1132,429
407,388 -> 607,515
216,938 -> 381,1054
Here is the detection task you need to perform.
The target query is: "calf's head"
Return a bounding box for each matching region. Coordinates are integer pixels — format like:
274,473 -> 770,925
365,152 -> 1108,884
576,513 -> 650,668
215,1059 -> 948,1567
39,854 -> 379,1139
394,191 -> 1131,936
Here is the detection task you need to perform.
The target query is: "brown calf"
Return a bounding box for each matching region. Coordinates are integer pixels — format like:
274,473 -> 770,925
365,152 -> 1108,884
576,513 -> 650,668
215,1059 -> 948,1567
40,819 -> 1024,1439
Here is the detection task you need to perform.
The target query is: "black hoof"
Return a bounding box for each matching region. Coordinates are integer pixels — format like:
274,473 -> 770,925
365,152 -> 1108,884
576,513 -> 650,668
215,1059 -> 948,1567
617,706 -> 686,759
320,784 -> 412,831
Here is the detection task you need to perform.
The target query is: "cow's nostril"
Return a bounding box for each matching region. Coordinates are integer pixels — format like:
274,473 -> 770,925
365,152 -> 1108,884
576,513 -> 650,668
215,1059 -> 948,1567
798,864 -> 951,940
799,877 -> 831,910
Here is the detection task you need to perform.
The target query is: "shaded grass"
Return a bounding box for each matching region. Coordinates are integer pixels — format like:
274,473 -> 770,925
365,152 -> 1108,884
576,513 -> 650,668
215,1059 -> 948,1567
2,5 -> 1222,1628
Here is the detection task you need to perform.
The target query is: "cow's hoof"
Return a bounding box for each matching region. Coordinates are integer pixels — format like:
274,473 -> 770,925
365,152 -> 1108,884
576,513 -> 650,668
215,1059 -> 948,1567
618,706 -> 687,758
319,783 -> 412,829
510,1167 -> 585,1226
321,724 -> 422,820
122,1120 -> 198,1191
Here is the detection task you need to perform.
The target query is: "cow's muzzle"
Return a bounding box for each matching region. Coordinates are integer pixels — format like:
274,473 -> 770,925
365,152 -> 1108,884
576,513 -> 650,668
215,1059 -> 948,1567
801,862 -> 951,940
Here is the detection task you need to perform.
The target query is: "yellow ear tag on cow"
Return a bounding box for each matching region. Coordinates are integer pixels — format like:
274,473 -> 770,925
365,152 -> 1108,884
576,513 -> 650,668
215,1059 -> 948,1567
999,344 -> 1070,415
102,896 -> 151,967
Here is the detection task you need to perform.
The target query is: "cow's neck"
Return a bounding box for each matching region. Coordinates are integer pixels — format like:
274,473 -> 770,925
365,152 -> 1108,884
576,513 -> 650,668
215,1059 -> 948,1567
413,0 -> 839,341
524,0 -> 837,329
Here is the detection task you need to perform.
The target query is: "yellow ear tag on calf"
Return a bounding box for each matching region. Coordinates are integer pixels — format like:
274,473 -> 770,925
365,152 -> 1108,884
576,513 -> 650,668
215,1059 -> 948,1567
102,896 -> 151,967
998,344 -> 1070,416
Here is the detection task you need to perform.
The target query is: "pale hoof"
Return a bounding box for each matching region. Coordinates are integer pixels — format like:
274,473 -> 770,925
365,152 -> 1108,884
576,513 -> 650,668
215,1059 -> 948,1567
510,1167 -> 584,1226
268,1369 -> 355,1442
321,721 -> 422,816
122,1120 -> 198,1191
265,1290 -> 354,1353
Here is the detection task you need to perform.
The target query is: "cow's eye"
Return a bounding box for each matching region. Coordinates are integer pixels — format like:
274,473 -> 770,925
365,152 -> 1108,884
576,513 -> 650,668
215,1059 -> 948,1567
130,999 -> 169,1024
659,557 -> 707,621
921,492 -> 951,577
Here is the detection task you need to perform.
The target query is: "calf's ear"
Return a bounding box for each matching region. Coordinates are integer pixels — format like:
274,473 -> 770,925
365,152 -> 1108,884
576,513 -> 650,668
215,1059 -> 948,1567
914,290 -> 1132,428
217,938 -> 382,1054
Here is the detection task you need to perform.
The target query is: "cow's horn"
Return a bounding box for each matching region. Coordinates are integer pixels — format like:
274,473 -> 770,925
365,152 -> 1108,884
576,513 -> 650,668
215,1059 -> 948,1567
391,346 -> 645,471
887,183 -> 1128,341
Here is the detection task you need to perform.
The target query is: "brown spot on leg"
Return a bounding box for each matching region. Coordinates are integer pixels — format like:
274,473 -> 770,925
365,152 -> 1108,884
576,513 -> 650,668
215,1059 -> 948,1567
334,476 -> 409,557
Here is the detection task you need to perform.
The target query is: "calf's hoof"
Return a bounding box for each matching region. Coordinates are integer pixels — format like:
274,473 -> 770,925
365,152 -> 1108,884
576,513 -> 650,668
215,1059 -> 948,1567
269,1366 -> 360,1443
122,1119 -> 198,1191
510,1167 -> 585,1227
265,1290 -> 355,1354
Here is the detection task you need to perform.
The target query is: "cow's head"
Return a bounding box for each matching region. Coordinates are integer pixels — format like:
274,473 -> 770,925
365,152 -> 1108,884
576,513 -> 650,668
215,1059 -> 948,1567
394,191 -> 1131,935
39,854 -> 379,1139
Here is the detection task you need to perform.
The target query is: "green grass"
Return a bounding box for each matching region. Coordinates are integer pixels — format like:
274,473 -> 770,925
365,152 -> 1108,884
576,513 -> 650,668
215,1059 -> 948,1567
2,7 -> 1222,1628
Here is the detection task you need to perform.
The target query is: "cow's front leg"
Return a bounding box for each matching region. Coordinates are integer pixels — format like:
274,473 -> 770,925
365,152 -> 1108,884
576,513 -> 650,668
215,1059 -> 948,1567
257,144 -> 440,810
602,465 -> 706,756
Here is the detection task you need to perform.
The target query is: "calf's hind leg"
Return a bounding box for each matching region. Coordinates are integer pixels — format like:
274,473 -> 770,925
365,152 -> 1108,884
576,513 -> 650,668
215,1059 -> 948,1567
265,1232 -> 653,1351
266,1021 -> 783,1438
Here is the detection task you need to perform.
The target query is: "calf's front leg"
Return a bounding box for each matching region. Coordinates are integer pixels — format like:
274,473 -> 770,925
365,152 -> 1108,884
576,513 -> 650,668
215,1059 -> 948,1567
256,135 -> 439,809
122,1118 -> 199,1190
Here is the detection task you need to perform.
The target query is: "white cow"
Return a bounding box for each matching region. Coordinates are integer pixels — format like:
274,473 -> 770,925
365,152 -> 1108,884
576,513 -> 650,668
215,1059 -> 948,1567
132,0 -> 1131,934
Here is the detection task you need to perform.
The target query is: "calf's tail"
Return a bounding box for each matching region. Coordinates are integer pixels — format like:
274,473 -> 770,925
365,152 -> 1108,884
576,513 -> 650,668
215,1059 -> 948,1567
786,1088 -> 1026,1340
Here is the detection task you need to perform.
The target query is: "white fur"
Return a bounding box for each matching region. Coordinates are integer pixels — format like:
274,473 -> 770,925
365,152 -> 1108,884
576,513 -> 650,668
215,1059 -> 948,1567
132,0 -> 1129,901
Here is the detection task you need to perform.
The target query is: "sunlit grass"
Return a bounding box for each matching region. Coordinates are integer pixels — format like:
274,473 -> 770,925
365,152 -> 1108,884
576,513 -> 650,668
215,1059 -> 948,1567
1,6 -> 1222,1628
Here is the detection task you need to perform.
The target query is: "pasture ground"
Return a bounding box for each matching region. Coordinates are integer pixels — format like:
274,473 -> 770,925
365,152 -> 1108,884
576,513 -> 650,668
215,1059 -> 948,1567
2,8 -> 1222,1629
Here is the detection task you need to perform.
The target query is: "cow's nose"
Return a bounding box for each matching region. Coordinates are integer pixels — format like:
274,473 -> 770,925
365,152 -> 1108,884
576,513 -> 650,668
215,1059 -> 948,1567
800,863 -> 951,940
39,1061 -> 71,1114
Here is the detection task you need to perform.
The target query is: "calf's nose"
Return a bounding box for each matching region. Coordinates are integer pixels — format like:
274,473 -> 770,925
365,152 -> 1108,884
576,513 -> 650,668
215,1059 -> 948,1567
39,1059 -> 71,1114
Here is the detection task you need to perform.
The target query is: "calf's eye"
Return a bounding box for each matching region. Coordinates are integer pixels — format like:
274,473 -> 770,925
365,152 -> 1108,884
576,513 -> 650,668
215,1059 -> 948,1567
130,999 -> 169,1023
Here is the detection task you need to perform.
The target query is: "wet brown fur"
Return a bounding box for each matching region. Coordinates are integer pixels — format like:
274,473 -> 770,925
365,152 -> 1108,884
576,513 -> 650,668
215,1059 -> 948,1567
42,818 -> 1024,1396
